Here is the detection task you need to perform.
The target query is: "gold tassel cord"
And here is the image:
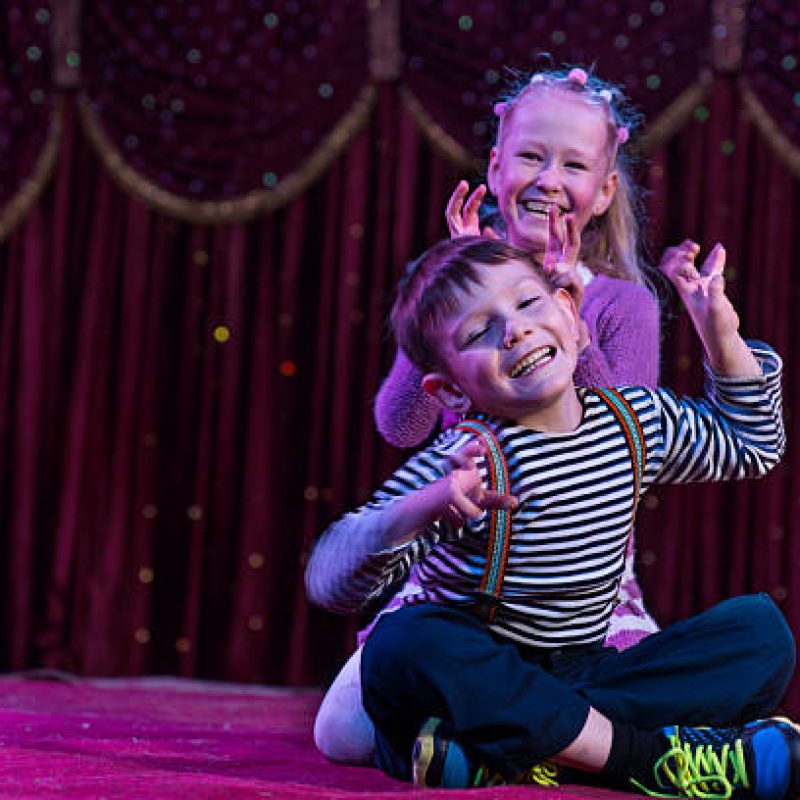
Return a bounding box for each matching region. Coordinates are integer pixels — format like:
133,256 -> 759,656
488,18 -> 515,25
0,96 -> 64,243
399,86 -> 482,172
636,73 -> 713,156
740,78 -> 800,180
402,74 -> 713,173
76,85 -> 377,224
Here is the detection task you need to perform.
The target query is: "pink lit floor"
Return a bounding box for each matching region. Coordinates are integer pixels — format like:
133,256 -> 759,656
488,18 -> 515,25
0,674 -> 639,799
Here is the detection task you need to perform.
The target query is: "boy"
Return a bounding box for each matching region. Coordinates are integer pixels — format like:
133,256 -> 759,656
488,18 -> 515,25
306,237 -> 796,798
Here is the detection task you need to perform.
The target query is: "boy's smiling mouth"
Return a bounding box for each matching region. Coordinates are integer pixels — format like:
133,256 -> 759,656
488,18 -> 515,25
509,346 -> 556,378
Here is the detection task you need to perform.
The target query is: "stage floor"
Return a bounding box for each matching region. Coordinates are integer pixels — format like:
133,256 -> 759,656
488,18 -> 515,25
0,674 -> 640,798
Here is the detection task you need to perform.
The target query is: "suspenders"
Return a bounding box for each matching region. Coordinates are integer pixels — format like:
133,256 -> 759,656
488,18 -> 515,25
455,419 -> 513,623
456,388 -> 646,624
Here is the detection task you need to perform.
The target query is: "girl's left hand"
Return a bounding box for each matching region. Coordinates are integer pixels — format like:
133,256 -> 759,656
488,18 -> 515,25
543,208 -> 584,310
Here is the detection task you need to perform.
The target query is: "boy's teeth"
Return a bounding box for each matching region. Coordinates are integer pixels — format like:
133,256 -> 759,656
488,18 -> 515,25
510,346 -> 555,378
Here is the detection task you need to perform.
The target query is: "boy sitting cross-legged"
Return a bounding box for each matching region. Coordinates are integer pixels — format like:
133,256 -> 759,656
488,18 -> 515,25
306,236 -> 797,798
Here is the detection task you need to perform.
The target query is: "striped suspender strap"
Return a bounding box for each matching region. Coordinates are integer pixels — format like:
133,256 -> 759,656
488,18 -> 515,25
455,419 -> 512,623
593,388 -> 647,552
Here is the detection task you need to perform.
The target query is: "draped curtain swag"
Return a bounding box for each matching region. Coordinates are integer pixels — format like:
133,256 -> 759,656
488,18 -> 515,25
0,0 -> 799,710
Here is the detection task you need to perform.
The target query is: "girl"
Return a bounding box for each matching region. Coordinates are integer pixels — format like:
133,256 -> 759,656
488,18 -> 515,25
315,66 -> 661,764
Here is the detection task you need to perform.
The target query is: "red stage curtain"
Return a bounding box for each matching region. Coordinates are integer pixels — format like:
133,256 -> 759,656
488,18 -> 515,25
0,88 -> 461,686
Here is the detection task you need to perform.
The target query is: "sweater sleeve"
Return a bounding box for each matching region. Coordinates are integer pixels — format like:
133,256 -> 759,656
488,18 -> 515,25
373,348 -> 443,448
576,276 -> 660,390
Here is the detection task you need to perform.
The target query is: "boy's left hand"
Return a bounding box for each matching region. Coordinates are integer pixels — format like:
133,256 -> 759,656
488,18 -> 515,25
659,240 -> 739,346
659,240 -> 758,376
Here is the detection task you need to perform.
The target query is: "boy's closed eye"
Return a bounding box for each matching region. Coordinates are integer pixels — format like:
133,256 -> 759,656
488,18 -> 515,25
464,322 -> 491,346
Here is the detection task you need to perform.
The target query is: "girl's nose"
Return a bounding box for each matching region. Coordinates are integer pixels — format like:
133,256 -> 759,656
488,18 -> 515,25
534,163 -> 560,191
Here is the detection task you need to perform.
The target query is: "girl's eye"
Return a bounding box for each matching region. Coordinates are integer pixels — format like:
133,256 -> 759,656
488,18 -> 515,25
519,151 -> 542,162
566,161 -> 588,170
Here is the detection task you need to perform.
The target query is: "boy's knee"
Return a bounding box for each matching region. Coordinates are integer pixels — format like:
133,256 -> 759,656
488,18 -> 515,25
362,604 -> 479,697
726,594 -> 796,684
366,605 -> 466,664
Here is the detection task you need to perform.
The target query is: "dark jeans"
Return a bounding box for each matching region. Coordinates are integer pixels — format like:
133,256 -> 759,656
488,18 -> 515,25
361,594 -> 796,781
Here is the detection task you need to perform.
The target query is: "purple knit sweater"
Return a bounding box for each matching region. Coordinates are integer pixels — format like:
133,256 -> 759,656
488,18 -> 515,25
375,274 -> 660,447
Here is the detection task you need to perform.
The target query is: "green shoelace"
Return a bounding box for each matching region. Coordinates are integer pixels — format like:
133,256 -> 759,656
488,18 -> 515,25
472,760 -> 560,788
632,732 -> 750,800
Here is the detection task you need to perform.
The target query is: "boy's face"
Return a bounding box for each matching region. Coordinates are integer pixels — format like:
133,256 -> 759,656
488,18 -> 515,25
423,259 -> 582,431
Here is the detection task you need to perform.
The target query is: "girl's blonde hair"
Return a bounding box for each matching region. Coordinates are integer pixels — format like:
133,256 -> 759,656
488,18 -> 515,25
491,66 -> 648,284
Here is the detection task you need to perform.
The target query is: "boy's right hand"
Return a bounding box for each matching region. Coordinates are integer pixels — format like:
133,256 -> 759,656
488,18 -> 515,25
411,440 -> 518,528
446,181 -> 496,239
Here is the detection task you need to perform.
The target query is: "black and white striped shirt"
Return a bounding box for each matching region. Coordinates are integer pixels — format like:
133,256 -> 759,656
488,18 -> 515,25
307,344 -> 784,649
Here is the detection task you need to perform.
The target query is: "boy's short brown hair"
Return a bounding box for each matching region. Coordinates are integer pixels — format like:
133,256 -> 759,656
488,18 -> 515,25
391,236 -> 552,373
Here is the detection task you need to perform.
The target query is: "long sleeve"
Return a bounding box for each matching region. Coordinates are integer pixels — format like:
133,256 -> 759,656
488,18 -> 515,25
576,275 -> 660,390
306,429 -> 469,614
646,343 -> 784,486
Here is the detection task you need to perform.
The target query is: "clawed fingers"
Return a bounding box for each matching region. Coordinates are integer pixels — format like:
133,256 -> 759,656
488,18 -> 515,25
481,490 -> 519,511
445,180 -> 469,220
463,184 -> 487,217
444,440 -> 484,472
445,181 -> 486,239
562,214 -> 580,263
659,239 -> 701,279
544,206 -> 563,272
700,243 -> 726,279
443,496 -> 483,525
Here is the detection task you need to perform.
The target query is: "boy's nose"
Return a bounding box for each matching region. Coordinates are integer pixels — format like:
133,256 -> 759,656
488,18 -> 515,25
503,319 -> 532,349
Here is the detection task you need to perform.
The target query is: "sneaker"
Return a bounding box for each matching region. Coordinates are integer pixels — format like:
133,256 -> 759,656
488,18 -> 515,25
411,716 -> 562,788
635,717 -> 800,800
412,717 -> 472,788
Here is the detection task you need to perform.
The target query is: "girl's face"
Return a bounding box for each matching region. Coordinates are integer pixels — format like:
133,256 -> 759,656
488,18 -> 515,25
488,89 -> 618,256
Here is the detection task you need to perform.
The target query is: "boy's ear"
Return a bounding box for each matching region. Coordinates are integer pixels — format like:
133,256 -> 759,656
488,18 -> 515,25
553,287 -> 580,341
422,372 -> 472,414
487,147 -> 499,195
592,170 -> 619,217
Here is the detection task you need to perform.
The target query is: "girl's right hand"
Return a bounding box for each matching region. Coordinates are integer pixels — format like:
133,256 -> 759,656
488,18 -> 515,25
446,181 -> 490,239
